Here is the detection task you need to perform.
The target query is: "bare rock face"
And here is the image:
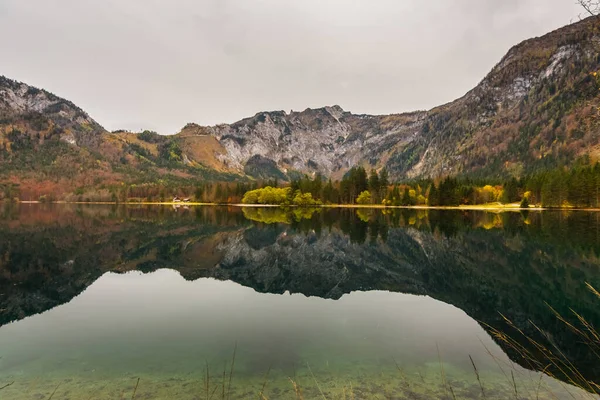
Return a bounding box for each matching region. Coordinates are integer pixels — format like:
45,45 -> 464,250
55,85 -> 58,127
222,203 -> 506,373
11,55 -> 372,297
197,17 -> 600,180
208,106 -> 425,179
0,76 -> 105,149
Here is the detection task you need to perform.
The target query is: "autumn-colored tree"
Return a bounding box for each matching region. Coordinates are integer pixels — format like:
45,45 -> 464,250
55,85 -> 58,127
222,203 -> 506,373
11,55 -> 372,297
293,191 -> 321,206
356,190 -> 372,205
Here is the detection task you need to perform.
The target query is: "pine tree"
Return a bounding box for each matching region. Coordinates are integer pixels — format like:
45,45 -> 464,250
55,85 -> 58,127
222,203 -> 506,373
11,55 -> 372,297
368,169 -> 380,202
323,179 -> 334,204
195,185 -> 204,201
391,185 -> 401,206
501,178 -> 519,204
215,184 -> 223,203
357,167 -> 368,193
341,167 -> 368,204
402,187 -> 411,206
379,168 -> 389,199
439,178 -> 459,206
313,173 -> 323,198
428,183 -> 440,206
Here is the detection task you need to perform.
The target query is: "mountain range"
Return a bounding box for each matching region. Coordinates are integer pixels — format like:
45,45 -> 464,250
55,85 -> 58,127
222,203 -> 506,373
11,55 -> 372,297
1,17 -> 599,199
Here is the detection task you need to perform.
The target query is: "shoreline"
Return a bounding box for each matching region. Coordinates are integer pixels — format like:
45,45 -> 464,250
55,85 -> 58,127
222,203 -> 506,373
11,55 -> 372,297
11,200 -> 600,212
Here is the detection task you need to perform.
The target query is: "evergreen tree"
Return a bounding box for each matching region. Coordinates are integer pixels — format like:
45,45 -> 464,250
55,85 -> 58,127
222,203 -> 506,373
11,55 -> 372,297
369,169 -> 380,202
340,179 -> 351,204
313,173 -> 323,198
501,178 -> 519,204
438,177 -> 460,206
194,185 -> 204,201
323,179 -> 335,204
340,166 -> 368,203
215,184 -> 223,202
594,165 -> 600,208
379,168 -> 389,199
355,167 -> 368,194
428,183 -> 440,206
402,187 -> 411,206
391,185 -> 401,206
541,171 -> 568,207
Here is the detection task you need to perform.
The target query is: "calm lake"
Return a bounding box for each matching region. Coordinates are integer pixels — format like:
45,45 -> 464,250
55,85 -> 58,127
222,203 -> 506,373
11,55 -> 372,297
0,204 -> 599,399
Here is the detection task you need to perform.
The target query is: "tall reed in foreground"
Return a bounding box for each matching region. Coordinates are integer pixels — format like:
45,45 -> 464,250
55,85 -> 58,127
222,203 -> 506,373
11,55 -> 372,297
482,282 -> 600,399
200,343 -> 238,400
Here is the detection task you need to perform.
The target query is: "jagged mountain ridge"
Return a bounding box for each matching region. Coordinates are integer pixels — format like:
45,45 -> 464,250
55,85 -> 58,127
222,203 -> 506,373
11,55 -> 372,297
210,106 -> 425,178
201,16 -> 600,180
1,17 -> 599,194
0,75 -> 105,149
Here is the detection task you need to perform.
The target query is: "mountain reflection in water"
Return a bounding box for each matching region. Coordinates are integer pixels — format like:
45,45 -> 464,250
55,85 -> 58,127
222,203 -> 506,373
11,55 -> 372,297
0,203 -> 599,399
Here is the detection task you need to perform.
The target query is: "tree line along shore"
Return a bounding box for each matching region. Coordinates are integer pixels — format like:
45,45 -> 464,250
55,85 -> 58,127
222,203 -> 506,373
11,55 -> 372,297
4,161 -> 600,209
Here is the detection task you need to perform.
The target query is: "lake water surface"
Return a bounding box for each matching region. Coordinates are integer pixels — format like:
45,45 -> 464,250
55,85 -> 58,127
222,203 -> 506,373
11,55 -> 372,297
0,204 -> 599,399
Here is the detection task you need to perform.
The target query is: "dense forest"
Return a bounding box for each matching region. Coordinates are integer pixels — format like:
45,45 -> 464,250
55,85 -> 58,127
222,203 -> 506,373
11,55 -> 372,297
4,159 -> 600,208
241,159 -> 600,208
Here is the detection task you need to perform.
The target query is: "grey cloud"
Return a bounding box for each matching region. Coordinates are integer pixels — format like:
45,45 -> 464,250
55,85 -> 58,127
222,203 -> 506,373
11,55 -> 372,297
0,0 -> 583,133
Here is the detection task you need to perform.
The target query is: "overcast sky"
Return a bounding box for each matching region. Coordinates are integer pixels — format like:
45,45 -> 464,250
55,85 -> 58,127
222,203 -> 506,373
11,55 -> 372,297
0,0 -> 584,134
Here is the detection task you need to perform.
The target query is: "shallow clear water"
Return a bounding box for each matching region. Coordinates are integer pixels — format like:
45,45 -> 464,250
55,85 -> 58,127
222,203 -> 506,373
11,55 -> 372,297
0,204 -> 598,399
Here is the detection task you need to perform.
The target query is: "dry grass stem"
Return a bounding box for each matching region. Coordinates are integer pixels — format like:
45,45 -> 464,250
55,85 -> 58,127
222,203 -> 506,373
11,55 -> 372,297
258,365 -> 272,399
585,282 -> 600,299
511,370 -> 519,399
289,377 -> 304,400
131,377 -> 140,400
306,362 -> 327,400
227,342 -> 237,400
204,361 -> 210,400
469,355 -> 487,399
47,383 -> 61,400
436,343 -> 457,400
393,357 -> 410,389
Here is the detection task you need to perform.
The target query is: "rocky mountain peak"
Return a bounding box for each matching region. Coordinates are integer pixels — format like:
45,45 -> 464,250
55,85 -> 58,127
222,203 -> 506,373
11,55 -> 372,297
0,76 -> 105,149
324,105 -> 345,120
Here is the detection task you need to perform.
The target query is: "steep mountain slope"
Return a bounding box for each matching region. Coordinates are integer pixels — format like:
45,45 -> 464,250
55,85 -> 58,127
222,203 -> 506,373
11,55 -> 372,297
0,78 -> 240,200
0,76 -> 124,200
1,17 -> 599,196
402,17 -> 600,178
200,17 -> 600,180
0,76 -> 105,148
